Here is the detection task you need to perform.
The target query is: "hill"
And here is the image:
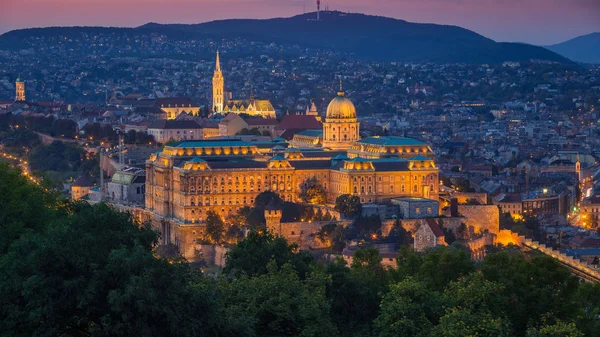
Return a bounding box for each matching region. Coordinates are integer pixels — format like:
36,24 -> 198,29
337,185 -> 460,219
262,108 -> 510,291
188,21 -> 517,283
546,32 -> 600,64
0,11 -> 571,64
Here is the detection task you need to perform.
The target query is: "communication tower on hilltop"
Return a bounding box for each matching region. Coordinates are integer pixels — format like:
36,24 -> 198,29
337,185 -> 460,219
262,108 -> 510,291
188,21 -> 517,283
317,0 -> 320,20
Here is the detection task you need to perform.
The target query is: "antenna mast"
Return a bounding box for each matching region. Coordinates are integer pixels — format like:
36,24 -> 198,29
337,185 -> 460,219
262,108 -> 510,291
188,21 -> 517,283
317,0 -> 320,20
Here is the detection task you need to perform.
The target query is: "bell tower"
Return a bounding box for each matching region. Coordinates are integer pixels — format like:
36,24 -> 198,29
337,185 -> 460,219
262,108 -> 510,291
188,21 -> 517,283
15,76 -> 25,102
212,51 -> 224,113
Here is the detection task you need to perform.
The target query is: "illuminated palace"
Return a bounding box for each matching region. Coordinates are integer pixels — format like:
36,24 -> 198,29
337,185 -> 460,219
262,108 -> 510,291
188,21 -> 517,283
212,51 -> 276,118
145,88 -> 439,257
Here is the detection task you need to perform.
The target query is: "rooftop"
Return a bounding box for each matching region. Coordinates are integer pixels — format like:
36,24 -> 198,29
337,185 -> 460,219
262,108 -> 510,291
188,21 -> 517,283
356,136 -> 428,147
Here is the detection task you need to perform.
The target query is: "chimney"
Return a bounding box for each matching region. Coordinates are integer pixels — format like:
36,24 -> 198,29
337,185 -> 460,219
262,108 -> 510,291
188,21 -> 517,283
450,198 -> 458,217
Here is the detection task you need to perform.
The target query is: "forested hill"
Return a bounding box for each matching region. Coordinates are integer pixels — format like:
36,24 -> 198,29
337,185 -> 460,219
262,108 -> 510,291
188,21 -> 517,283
0,11 -> 571,64
546,32 -> 600,64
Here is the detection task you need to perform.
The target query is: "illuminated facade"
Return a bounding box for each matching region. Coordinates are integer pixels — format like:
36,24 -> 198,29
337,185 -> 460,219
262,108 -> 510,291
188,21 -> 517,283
145,91 -> 439,260
212,51 -> 224,113
212,52 -> 275,118
322,87 -> 360,150
15,76 -> 25,102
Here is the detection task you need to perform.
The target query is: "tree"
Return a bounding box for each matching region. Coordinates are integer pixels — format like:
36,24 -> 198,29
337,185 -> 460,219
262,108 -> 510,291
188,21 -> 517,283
0,163 -> 62,254
300,183 -> 327,205
0,202 -> 232,337
481,251 -> 580,335
417,246 -> 475,291
205,210 -> 225,244
254,191 -> 282,209
526,319 -> 584,337
430,309 -> 511,337
376,278 -> 445,337
335,194 -> 362,218
223,261 -> 337,337
223,231 -> 314,279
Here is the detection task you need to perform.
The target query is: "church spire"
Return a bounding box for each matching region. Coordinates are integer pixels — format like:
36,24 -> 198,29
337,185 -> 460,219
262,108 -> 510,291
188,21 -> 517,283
215,50 -> 221,72
338,79 -> 344,97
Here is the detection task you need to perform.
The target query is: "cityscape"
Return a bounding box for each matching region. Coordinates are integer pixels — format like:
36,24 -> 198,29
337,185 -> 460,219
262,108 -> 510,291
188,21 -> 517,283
1,1 -> 600,336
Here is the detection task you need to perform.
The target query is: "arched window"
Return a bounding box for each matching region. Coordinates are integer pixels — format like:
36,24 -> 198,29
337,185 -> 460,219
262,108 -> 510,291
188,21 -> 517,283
413,185 -> 418,192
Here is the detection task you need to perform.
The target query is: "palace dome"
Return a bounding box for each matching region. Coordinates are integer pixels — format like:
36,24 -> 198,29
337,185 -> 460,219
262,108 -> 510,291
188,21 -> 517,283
326,92 -> 356,119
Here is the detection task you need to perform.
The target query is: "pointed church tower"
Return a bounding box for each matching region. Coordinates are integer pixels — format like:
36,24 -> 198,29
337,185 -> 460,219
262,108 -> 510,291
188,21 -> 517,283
15,76 -> 25,102
212,51 -> 224,113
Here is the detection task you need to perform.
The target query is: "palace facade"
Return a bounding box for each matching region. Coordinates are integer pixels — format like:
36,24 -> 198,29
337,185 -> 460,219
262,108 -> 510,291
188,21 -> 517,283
145,90 -> 439,258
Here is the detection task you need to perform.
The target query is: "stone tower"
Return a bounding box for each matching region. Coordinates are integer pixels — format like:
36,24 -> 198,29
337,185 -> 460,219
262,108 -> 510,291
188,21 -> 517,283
15,76 -> 25,102
264,203 -> 283,236
212,50 -> 224,113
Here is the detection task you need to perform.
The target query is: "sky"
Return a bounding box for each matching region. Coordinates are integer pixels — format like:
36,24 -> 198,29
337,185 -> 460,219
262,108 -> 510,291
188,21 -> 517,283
0,0 -> 598,45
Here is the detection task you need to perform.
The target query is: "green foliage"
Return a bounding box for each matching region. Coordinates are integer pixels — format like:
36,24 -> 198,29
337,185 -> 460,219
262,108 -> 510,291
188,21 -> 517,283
205,210 -> 225,244
222,261 -> 337,337
316,222 -> 345,252
335,194 -> 362,218
0,163 -> 62,254
0,202 -> 231,337
236,127 -> 262,136
376,278 -> 445,337
254,191 -> 283,209
300,182 -> 327,205
481,251 -> 580,335
28,141 -> 98,181
223,231 -> 314,279
526,319 -> 584,337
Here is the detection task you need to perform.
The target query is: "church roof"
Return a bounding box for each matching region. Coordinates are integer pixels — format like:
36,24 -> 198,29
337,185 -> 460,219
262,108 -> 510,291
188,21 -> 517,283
224,99 -> 275,112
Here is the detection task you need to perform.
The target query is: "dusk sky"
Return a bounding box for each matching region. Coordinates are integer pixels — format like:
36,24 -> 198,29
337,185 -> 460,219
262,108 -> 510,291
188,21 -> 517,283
1,0 -> 599,45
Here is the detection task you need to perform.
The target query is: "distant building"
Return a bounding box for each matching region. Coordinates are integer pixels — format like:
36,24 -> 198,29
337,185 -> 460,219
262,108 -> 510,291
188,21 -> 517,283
413,218 -> 446,252
219,113 -> 247,136
107,167 -> 146,204
147,120 -> 204,143
498,193 -> 523,215
392,197 -> 439,219
156,97 -> 201,120
212,51 -> 276,118
71,175 -> 93,200
15,76 -> 25,102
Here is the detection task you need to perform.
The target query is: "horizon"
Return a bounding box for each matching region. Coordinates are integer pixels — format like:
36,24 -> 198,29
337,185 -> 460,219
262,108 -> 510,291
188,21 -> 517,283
1,0 -> 599,46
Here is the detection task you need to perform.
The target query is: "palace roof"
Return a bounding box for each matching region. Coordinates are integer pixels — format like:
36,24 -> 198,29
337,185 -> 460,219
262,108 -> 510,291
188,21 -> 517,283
356,136 -> 428,147
172,139 -> 254,148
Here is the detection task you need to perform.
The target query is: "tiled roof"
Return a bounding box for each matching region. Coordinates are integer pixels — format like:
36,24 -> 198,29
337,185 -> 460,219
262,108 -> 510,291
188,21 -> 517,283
425,218 -> 445,237
277,115 -> 322,130
295,129 -> 323,138
245,118 -> 279,126
155,97 -> 197,107
149,120 -> 201,129
289,160 -> 332,170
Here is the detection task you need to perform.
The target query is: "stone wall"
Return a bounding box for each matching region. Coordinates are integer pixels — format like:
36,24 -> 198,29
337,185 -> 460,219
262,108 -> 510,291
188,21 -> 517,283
457,205 -> 500,234
198,244 -> 230,267
275,220 -> 352,249
381,217 -> 464,237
